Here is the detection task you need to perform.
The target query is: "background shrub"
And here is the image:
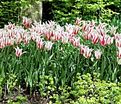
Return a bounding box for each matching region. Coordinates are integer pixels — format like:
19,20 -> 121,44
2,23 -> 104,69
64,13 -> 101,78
0,0 -> 20,28
45,0 -> 121,24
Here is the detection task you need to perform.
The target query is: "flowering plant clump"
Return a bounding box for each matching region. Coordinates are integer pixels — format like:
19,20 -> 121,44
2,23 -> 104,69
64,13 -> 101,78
0,17 -> 120,88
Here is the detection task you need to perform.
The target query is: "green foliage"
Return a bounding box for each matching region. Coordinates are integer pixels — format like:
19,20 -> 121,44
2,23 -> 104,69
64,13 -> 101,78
0,16 -> 121,103
39,75 -> 56,97
51,0 -> 121,24
0,74 -> 27,104
0,72 -> 121,103
48,73 -> 121,104
0,1 -> 20,28
7,94 -> 27,104
0,77 -> 3,98
20,0 -> 41,17
70,73 -> 121,104
0,18 -> 120,89
7,74 -> 18,92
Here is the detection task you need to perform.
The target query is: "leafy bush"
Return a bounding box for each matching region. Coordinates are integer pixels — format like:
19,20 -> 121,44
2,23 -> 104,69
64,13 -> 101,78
0,0 -> 20,28
0,72 -> 121,103
48,73 -> 121,104
50,0 -> 121,24
70,73 -> 121,104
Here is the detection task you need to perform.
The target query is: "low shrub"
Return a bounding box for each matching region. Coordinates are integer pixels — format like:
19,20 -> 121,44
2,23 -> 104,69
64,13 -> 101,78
48,73 -> 121,104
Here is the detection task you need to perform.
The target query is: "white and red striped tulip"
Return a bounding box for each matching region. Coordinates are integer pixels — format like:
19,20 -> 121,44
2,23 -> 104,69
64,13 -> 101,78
99,36 -> 107,46
83,47 -> 93,58
44,41 -> 53,50
94,50 -> 102,59
70,37 -> 80,47
116,39 -> 121,47
23,17 -> 32,28
15,47 -> 23,57
91,34 -> 99,44
36,37 -> 43,49
117,47 -> 121,58
80,45 -> 92,58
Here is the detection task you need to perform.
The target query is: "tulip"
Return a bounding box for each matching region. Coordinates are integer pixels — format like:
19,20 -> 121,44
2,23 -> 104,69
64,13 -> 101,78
23,17 -> 32,28
44,41 -> 53,50
61,33 -> 69,44
99,36 -> 107,46
36,37 -> 43,49
51,31 -> 62,41
31,32 -> 38,41
5,22 -> 15,30
15,32 -> 22,44
70,37 -> 80,47
82,32 -> 92,40
75,17 -> 81,25
114,33 -> 121,40
117,47 -> 121,58
83,47 -> 93,58
15,47 -> 23,57
116,39 -> 121,47
0,39 -> 5,49
45,31 -> 53,40
96,23 -> 107,36
94,50 -> 102,59
73,25 -> 80,35
80,45 -> 87,54
91,34 -> 99,44
106,36 -> 114,45
82,21 -> 89,32
80,45 -> 92,58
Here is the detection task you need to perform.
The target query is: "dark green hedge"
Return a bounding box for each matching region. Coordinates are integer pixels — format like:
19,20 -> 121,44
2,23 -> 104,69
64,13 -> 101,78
0,0 -> 20,28
46,0 -> 121,24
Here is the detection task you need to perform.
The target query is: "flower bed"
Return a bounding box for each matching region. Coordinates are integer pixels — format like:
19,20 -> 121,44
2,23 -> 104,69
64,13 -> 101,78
0,17 -> 121,103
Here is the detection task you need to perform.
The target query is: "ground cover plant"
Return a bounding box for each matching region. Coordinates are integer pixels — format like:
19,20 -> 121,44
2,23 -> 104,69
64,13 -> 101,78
0,17 -> 121,103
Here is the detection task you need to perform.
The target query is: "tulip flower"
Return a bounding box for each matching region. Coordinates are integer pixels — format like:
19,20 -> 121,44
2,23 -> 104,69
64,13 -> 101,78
5,22 -> 15,30
23,17 -> 32,28
0,39 -> 5,49
73,25 -> 80,35
51,31 -> 61,41
83,47 -> 93,58
82,32 -> 92,40
114,33 -> 121,40
44,41 -> 53,50
116,39 -> 121,47
96,23 -> 107,36
82,21 -> 89,32
91,32 -> 99,44
106,36 -> 114,45
117,47 -> 121,58
80,45 -> 92,58
99,36 -> 107,46
61,34 -> 69,44
15,47 -> 23,57
70,37 -> 80,47
80,45 -> 86,54
75,17 -> 81,25
45,31 -> 53,40
94,50 -> 102,59
36,37 -> 43,49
